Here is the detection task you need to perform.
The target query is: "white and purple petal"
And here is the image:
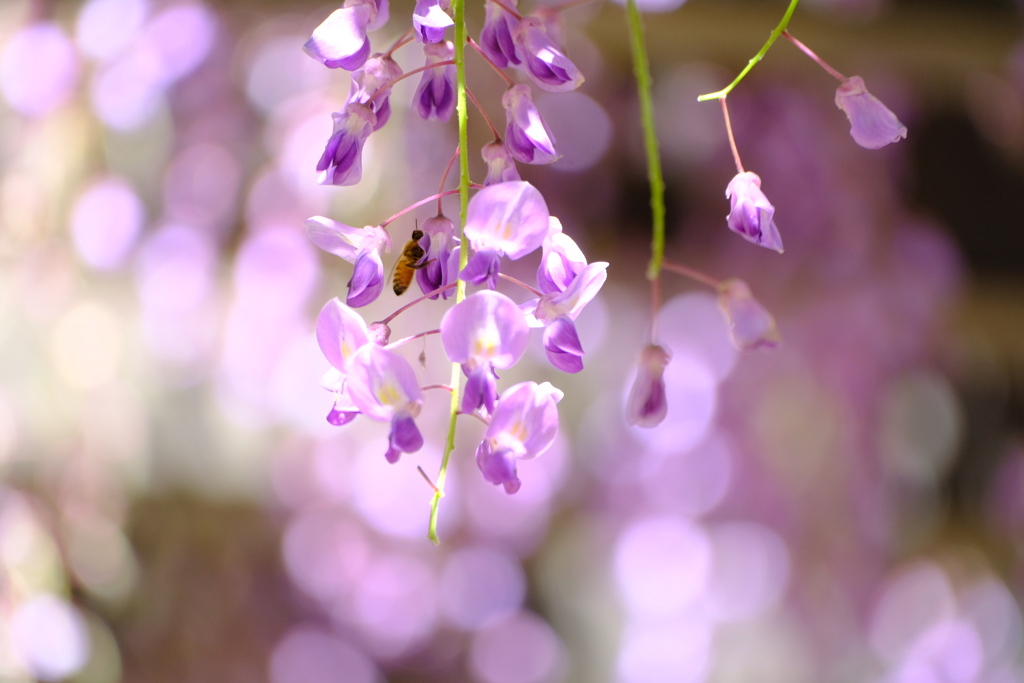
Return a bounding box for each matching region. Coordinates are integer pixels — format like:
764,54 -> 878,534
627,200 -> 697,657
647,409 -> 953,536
463,180 -> 551,260
725,171 -> 784,253
440,290 -> 530,371
303,6 -> 373,71
316,297 -> 372,372
346,344 -> 424,423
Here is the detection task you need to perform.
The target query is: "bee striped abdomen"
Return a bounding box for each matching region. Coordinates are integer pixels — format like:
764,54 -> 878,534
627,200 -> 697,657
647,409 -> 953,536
392,229 -> 425,296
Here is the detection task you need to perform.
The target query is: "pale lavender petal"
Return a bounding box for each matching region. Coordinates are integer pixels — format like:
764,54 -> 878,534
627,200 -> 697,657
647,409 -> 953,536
306,217 -> 360,261
366,0 -> 390,31
486,381 -> 561,459
306,218 -> 388,263
835,75 -> 907,150
542,316 -> 584,373
346,344 -> 424,422
316,297 -> 371,371
463,180 -> 551,259
347,250 -> 385,307
440,290 -> 530,370
303,6 -> 372,70
725,171 -> 783,253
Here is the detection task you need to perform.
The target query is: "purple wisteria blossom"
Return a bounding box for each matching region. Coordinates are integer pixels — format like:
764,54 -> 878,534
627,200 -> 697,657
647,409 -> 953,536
725,171 -> 784,253
413,41 -> 456,122
536,219 -> 586,295
346,53 -> 403,130
346,344 -> 425,463
316,298 -> 373,425
717,279 -> 781,351
481,140 -> 521,186
502,84 -> 559,165
835,75 -> 908,150
303,2 -> 374,71
316,103 -> 376,186
625,344 -> 671,428
475,381 -> 563,494
415,214 -> 460,299
412,0 -> 453,43
306,217 -> 390,307
440,290 -> 530,416
524,219 -> 607,373
479,0 -> 520,68
513,16 -> 583,93
460,180 -> 551,289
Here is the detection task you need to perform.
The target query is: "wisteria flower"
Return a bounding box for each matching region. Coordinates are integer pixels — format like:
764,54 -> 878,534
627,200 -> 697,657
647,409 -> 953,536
475,381 -> 563,494
346,344 -> 425,463
522,218 -> 606,372
725,171 -> 783,253
460,180 -> 551,289
303,4 -> 372,71
513,16 -> 584,93
415,214 -> 460,299
316,298 -> 373,425
441,290 -> 530,415
502,84 -> 559,165
413,41 -> 456,122
716,279 -> 781,351
481,140 -> 521,186
625,344 -> 671,428
316,102 -> 377,186
527,239 -> 608,373
346,53 -> 403,130
306,217 -> 390,307
835,75 -> 907,149
479,0 -> 520,68
536,218 -> 585,295
412,0 -> 453,43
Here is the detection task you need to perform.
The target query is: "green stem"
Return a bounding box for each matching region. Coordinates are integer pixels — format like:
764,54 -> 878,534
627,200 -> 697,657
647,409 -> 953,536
625,0 -> 665,281
696,0 -> 800,101
428,0 -> 471,545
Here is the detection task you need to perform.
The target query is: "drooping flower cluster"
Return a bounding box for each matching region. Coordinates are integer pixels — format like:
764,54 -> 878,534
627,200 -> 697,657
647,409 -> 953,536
308,180 -> 605,489
303,0 -> 584,188
300,0 -> 600,500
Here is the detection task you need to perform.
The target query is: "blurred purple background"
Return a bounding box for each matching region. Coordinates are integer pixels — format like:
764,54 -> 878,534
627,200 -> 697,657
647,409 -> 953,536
0,0 -> 1023,680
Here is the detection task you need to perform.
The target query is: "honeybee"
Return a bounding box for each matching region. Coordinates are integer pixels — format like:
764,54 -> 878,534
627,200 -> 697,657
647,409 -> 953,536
392,229 -> 426,296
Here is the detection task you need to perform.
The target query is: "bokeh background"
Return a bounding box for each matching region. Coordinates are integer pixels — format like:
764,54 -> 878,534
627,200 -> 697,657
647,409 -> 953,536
1,0 -> 1023,680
